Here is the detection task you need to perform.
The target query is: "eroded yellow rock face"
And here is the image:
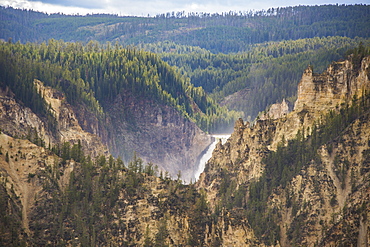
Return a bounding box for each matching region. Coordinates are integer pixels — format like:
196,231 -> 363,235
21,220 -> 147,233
0,80 -> 108,158
0,133 -> 72,235
34,80 -> 108,158
294,57 -> 370,112
197,56 -> 370,246
260,98 -> 290,120
1,56 -> 370,246
272,110 -> 370,246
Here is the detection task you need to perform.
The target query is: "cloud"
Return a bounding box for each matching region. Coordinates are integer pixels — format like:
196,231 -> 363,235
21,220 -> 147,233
1,0 -> 107,14
27,0 -> 103,9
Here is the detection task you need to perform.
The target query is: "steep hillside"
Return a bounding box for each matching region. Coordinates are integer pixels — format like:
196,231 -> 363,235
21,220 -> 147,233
1,52 -> 370,246
146,37 -> 370,121
0,40 -> 228,180
0,131 -> 206,246
197,54 -> 370,245
106,89 -> 211,181
0,80 -> 107,158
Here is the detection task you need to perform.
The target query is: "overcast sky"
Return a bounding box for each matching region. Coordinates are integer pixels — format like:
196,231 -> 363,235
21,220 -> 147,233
0,0 -> 369,16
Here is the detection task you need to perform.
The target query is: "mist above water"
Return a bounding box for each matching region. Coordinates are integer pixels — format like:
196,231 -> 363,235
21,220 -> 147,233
194,134 -> 230,181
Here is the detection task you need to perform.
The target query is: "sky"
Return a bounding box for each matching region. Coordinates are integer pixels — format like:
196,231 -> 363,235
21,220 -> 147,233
0,0 -> 369,16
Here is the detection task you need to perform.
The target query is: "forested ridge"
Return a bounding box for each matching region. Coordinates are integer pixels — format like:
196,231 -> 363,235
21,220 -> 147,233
143,37 -> 370,120
1,5 -> 370,53
0,40 -> 239,133
1,4 -> 370,124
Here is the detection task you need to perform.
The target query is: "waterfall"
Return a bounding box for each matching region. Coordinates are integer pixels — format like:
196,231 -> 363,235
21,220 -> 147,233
194,134 -> 230,181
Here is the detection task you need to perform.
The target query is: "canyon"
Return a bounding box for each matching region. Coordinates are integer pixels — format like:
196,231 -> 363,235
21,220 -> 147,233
1,54 -> 370,246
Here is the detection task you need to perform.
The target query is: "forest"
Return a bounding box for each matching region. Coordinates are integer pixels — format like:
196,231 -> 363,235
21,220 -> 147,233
143,37 -> 370,120
1,5 -> 370,53
0,40 -> 239,133
1,4 -> 370,246
1,5 -> 370,125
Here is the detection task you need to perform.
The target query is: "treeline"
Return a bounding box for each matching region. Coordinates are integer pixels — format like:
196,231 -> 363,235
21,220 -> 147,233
1,5 -> 370,53
113,4 -> 370,54
0,6 -> 125,44
0,39 -> 239,133
144,37 -> 370,120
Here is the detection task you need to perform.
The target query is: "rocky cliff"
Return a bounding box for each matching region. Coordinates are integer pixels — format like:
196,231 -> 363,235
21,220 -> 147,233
105,90 -> 211,182
294,57 -> 370,111
259,98 -> 290,120
0,80 -> 108,158
1,54 -> 370,246
197,54 -> 370,245
0,78 -> 211,182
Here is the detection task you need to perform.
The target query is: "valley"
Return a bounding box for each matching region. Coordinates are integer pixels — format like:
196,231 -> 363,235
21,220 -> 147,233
0,4 -> 370,246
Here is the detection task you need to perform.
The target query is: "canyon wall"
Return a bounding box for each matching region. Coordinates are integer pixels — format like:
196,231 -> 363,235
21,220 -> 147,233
1,55 -> 370,246
197,55 -> 370,246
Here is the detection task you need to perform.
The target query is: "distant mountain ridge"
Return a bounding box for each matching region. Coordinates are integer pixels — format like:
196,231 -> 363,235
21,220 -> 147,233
1,4 -> 370,53
2,5 -> 370,121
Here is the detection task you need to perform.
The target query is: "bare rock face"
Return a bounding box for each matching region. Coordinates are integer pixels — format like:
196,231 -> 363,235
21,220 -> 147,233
271,110 -> 370,246
0,92 -> 48,142
294,57 -> 370,112
0,133 -> 74,237
0,80 -> 108,158
197,55 -> 370,245
0,79 -> 211,182
260,98 -> 290,120
106,90 -> 212,182
35,80 -> 108,158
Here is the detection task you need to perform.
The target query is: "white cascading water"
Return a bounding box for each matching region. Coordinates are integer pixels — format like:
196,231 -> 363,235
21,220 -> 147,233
194,134 -> 230,181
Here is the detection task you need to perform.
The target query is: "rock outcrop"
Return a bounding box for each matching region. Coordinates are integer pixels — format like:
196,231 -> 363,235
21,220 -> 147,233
260,98 -> 290,120
35,80 -> 108,157
0,80 -> 108,158
294,57 -> 370,111
1,54 -> 370,247
0,133 -> 74,239
196,55 -> 370,245
272,110 -> 370,246
0,80 -> 211,182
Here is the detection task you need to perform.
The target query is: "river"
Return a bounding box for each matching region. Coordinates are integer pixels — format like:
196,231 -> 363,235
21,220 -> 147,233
193,134 -> 230,181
